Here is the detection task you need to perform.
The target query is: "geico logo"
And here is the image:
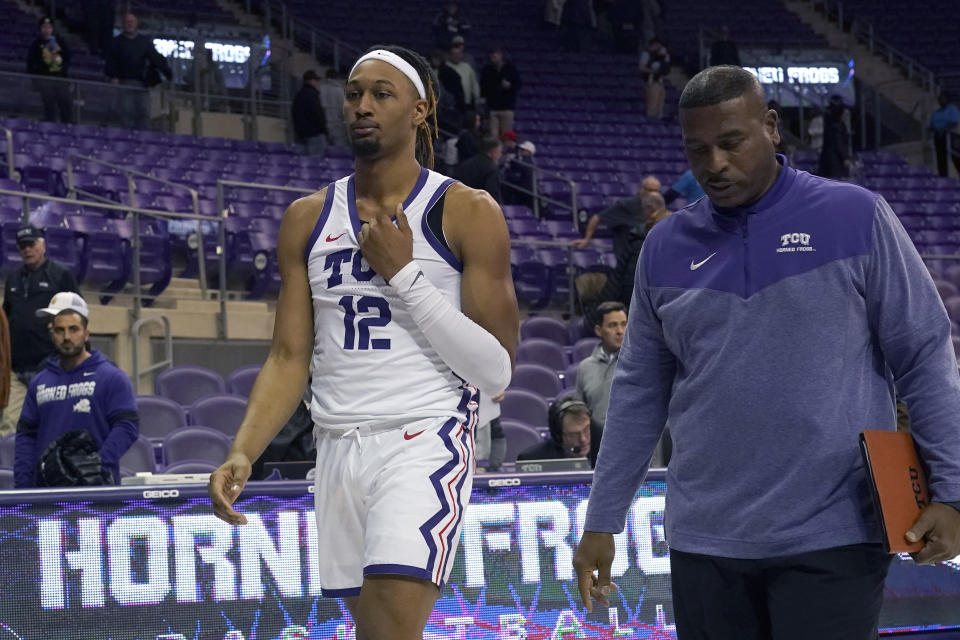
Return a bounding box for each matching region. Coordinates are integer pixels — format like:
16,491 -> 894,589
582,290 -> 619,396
142,489 -> 180,499
487,478 -> 521,487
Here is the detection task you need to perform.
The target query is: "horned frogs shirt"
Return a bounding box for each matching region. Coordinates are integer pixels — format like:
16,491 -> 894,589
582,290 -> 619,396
585,155 -> 960,559
304,167 -> 475,432
14,350 -> 139,487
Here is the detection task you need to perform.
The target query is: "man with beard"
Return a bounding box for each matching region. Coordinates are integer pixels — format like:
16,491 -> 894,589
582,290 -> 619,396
13,293 -> 139,487
208,45 -> 518,639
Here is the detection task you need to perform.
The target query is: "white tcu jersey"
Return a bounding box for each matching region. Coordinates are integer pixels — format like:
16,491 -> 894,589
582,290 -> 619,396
305,167 -> 474,432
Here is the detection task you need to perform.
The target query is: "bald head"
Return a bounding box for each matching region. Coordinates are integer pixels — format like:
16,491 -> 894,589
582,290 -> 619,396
640,175 -> 661,194
679,66 -> 766,115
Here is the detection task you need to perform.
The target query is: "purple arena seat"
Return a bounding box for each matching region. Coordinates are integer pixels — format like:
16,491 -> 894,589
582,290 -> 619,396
500,389 -> 550,428
935,279 -> 960,300
161,460 -> 219,474
572,337 -> 601,362
561,362 -> 579,389
520,316 -> 571,345
119,436 -> 157,474
945,296 -> 960,323
162,426 -> 232,467
517,338 -> 569,371
154,366 -> 226,407
19,166 -> 66,197
188,394 -> 247,437
502,421 -> 545,463
136,395 -> 187,440
226,364 -> 261,397
0,435 -> 14,467
66,215 -> 129,298
510,363 -> 563,399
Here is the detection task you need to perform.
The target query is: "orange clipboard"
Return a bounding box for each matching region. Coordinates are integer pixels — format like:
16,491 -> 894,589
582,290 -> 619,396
859,429 -> 929,553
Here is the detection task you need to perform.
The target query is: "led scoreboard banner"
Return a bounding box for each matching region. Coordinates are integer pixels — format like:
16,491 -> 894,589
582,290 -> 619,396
0,471 -> 958,640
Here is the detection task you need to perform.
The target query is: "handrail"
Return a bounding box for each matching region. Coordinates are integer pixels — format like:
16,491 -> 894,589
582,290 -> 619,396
249,0 -> 362,70
67,153 -> 207,302
0,188 -> 220,324
131,314 -> 173,391
215,178 -> 315,337
0,126 -> 12,179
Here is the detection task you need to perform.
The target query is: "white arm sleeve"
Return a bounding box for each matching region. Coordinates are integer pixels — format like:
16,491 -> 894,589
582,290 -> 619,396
390,261 -> 512,395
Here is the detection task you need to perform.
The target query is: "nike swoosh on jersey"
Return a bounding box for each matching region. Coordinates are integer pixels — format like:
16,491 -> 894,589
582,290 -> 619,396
403,429 -> 426,440
326,232 -> 346,242
690,252 -> 718,270
83,371 -> 95,376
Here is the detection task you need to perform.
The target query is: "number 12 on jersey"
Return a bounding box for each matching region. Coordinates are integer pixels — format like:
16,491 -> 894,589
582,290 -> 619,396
338,295 -> 391,350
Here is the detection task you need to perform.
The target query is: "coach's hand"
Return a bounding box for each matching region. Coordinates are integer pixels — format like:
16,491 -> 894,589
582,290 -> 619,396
358,203 -> 414,282
208,452 -> 252,526
573,531 -> 618,613
906,502 -> 960,564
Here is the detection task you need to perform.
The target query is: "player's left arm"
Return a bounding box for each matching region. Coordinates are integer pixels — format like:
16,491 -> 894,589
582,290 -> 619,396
444,184 -> 519,370
865,196 -> 960,563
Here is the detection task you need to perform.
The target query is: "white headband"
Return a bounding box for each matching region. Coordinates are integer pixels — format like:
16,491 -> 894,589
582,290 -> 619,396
349,49 -> 426,100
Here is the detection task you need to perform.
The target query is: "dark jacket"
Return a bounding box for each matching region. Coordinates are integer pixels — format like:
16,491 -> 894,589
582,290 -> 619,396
3,259 -> 79,373
14,350 -> 139,487
454,153 -> 502,203
437,63 -> 466,113
105,33 -> 171,83
516,423 -> 602,467
480,61 -> 521,111
26,35 -> 71,77
292,83 -> 326,141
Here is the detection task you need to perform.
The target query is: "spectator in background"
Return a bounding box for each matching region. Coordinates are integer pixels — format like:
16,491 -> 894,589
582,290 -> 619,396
597,192 -> 667,308
433,0 -> 471,49
817,95 -> 850,179
664,168 -> 706,205
27,17 -> 73,124
14,293 -> 139,487
430,49 -> 467,129
292,70 -> 327,157
480,46 -> 522,137
572,175 -> 660,253
807,105 -> 824,154
2,225 -> 79,437
640,0 -> 662,43
454,109 -> 483,164
105,13 -> 171,129
504,140 -> 537,208
639,37 -> 670,119
186,48 -> 227,112
499,129 -> 519,165
81,0 -> 114,55
930,93 -> 960,178
709,26 -> 740,67
319,69 -> 348,146
575,301 -> 626,431
517,397 -> 601,467
561,0 -> 596,52
544,0 -> 567,30
446,35 -> 480,110
454,136 -> 503,203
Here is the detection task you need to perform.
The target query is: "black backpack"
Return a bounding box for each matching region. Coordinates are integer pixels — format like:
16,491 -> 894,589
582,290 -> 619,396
37,429 -> 114,487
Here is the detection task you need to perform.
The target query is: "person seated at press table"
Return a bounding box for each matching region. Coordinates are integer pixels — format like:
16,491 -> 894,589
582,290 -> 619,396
516,397 -> 601,468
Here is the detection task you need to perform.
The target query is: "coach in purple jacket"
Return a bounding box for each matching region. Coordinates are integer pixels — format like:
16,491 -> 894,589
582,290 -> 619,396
14,293 -> 138,487
574,66 -> 960,639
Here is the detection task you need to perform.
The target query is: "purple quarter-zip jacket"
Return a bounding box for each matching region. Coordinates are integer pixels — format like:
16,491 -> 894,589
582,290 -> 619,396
585,156 -> 960,558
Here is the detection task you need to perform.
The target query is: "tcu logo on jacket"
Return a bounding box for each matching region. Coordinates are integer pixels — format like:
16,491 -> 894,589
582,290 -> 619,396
777,232 -> 815,253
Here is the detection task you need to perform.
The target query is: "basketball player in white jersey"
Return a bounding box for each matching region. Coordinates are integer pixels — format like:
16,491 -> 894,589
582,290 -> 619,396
208,45 -> 518,639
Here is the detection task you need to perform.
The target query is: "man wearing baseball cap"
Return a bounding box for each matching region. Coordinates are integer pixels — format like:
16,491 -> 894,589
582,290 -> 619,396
2,225 -> 78,436
13,292 -> 139,487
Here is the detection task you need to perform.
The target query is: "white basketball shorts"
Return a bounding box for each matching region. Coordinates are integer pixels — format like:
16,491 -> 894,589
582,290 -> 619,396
313,416 -> 476,597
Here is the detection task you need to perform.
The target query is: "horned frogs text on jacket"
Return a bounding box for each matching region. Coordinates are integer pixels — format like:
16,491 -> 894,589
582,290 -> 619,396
13,350 -> 139,487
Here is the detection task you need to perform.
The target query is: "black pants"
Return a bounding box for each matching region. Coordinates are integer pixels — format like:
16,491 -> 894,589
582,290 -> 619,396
670,544 -> 892,640
37,79 -> 73,123
934,131 -> 960,178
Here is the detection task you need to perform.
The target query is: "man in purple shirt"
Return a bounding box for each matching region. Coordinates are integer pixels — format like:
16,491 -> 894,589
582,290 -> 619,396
574,65 -> 960,639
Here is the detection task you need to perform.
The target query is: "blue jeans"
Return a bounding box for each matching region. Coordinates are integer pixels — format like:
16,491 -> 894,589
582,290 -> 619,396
116,79 -> 149,129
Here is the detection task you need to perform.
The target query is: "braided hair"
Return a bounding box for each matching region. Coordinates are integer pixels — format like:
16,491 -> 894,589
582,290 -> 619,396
359,44 -> 440,170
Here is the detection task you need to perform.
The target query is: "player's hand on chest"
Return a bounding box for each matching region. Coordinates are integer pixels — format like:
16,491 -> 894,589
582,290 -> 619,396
357,203 -> 414,282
